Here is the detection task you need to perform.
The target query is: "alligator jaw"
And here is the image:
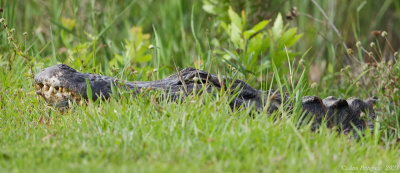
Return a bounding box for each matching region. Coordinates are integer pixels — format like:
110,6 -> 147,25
35,82 -> 81,107
34,64 -> 85,107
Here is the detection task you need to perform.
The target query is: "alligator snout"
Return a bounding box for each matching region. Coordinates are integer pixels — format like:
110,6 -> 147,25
34,64 -> 84,107
35,82 -> 81,107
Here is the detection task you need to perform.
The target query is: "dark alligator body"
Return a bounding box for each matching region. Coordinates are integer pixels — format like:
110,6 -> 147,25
34,64 -> 377,132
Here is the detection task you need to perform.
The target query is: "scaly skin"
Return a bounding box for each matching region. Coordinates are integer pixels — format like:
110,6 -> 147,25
34,64 -> 377,132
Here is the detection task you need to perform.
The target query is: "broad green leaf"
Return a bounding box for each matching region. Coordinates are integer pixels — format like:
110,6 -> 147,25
224,49 -> 240,61
109,54 -> 123,67
247,33 -> 270,57
246,34 -> 263,57
282,28 -> 297,43
211,38 -> 221,47
136,44 -> 150,56
228,6 -> 242,31
130,26 -> 151,46
272,13 -> 283,39
223,54 -> 232,61
278,28 -> 300,49
202,4 -> 216,14
220,22 -> 229,34
135,54 -> 152,63
244,20 -> 270,39
262,59 -> 271,69
285,33 -> 303,47
230,24 -> 242,47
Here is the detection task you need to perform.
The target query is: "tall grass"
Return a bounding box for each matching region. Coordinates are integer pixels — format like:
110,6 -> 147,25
0,0 -> 399,172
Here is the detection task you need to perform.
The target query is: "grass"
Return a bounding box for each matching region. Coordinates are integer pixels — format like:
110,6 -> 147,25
1,0 -> 400,172
1,63 -> 399,172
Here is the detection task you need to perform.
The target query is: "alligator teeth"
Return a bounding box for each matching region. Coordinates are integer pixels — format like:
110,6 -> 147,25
49,86 -> 54,94
43,85 -> 49,91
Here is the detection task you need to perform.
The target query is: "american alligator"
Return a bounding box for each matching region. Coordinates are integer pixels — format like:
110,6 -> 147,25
34,64 -> 377,132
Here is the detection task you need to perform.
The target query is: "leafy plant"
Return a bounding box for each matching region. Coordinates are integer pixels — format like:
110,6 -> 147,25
60,17 -> 76,48
205,5 -> 302,76
110,26 -> 152,68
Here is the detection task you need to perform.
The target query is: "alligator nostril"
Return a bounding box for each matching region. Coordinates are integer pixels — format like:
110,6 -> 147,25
54,86 -> 59,91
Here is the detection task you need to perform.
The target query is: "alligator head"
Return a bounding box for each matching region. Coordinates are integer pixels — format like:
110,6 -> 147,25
34,64 -> 114,107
